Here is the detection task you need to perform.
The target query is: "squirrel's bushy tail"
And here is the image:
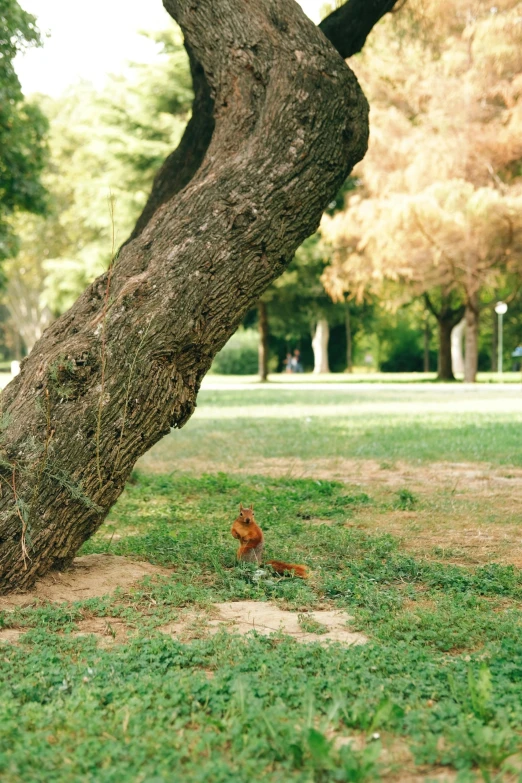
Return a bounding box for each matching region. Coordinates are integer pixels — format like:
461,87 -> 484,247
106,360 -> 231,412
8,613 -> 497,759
266,560 -> 308,578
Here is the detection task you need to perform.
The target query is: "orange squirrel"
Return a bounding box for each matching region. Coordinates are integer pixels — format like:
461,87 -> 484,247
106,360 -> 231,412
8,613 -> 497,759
230,503 -> 308,578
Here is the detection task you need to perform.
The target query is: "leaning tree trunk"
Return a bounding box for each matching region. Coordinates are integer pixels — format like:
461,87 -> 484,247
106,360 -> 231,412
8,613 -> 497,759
312,318 -> 331,374
0,0 -> 369,591
258,301 -> 269,383
464,295 -> 479,383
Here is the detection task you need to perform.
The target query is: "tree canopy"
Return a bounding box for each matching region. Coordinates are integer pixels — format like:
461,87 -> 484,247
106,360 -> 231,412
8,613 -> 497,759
321,0 -> 522,379
3,26 -> 192,352
0,0 -> 48,263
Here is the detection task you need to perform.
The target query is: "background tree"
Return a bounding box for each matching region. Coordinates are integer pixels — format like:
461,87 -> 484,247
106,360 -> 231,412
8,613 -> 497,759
0,0 -> 48,263
321,0 -> 522,380
3,28 -> 192,352
3,212 -> 55,353
261,235 -> 347,374
257,300 -> 269,381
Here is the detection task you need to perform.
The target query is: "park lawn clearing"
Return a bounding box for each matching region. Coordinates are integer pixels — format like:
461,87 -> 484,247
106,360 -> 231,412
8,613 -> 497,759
0,556 -> 366,648
1,383 -> 522,782
1,472 -> 522,782
137,455 -> 522,568
139,382 -> 522,470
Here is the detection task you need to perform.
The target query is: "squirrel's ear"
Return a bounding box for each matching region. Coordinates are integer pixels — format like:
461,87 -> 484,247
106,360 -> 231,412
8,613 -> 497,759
251,504 -> 254,511
239,502 -> 243,511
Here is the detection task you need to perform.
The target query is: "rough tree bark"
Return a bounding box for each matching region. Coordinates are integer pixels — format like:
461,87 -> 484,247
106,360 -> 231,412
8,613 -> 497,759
258,301 -> 269,382
129,0 -> 400,238
464,295 -> 479,383
0,0 -> 374,592
312,318 -> 330,374
425,294 -> 465,381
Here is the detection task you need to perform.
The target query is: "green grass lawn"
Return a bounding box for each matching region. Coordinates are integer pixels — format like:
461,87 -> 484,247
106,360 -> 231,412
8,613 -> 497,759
1,380 -> 522,782
142,381 -> 522,470
204,372 -> 522,384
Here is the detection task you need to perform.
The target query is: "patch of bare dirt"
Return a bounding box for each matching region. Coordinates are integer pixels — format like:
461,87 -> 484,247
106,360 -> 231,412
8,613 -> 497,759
385,768 -> 458,782
0,628 -> 24,644
159,601 -> 367,646
74,616 -> 130,647
402,596 -> 437,613
140,454 -> 522,498
0,554 -> 171,609
1,602 -> 366,648
354,507 -> 522,567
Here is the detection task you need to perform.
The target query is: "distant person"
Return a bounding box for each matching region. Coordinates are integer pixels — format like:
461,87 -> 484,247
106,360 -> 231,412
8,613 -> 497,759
284,353 -> 293,373
291,349 -> 303,373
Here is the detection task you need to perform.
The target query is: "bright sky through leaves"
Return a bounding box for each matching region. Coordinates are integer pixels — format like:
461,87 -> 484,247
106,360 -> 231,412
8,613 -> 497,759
16,0 -> 324,97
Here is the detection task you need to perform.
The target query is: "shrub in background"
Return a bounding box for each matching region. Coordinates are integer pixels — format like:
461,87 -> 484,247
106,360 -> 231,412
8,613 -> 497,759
211,329 -> 259,375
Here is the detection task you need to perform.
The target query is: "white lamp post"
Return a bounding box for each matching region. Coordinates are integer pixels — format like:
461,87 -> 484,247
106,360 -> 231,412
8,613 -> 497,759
494,301 -> 508,379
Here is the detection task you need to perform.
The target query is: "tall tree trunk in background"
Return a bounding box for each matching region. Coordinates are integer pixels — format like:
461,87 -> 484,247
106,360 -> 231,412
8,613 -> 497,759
425,294 -> 465,381
491,308 -> 498,372
345,298 -> 353,372
258,301 -> 269,382
6,277 -> 53,355
0,0 -> 375,592
13,330 -> 22,361
423,322 -> 430,373
438,319 -> 455,381
464,295 -> 479,383
451,318 -> 465,377
312,318 -> 331,374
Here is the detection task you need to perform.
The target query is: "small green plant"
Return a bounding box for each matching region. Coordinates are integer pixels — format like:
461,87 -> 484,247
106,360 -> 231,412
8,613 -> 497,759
336,492 -> 372,508
340,741 -> 382,783
290,728 -> 381,782
298,613 -> 328,635
394,488 -> 417,510
0,453 -> 14,474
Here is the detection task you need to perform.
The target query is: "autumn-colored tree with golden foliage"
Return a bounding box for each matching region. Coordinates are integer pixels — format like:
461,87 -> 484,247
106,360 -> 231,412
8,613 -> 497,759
322,0 -> 522,380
